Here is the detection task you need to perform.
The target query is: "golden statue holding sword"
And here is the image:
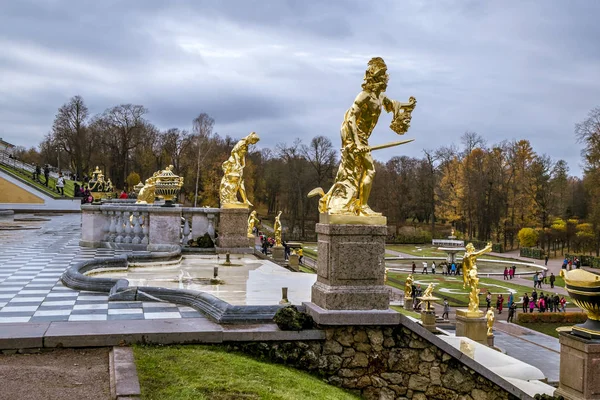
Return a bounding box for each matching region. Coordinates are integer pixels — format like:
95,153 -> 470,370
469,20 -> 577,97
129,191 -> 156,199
309,57 -> 416,216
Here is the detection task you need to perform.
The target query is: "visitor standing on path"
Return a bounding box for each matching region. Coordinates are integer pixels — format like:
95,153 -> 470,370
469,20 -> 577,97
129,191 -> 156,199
486,292 -> 492,311
431,261 -> 436,274
422,262 -> 428,274
412,262 -> 416,274
522,293 -> 529,313
442,299 -> 450,320
56,173 -> 65,196
544,255 -> 549,266
533,273 -> 538,288
549,273 -> 555,288
43,165 -> 50,187
496,294 -> 504,314
503,267 -> 509,280
507,302 -> 517,323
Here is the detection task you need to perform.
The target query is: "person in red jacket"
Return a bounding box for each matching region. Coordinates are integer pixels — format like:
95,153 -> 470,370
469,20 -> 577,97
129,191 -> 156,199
119,191 -> 128,199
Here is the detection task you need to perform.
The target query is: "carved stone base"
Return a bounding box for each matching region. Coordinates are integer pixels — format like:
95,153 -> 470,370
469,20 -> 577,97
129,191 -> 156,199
455,314 -> 487,344
272,245 -> 285,262
555,331 -> 600,400
217,208 -> 249,250
421,310 -> 436,333
289,254 -> 299,271
311,223 -> 388,310
404,297 -> 413,311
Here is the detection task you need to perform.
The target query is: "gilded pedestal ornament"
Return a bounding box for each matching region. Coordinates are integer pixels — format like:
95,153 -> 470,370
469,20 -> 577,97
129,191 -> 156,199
561,268 -> 600,339
153,165 -> 184,207
308,57 -> 416,224
136,171 -> 160,205
247,210 -> 260,237
220,132 -> 260,209
88,166 -> 114,202
404,273 -> 414,302
486,307 -> 495,336
273,211 -> 282,247
456,242 -> 493,317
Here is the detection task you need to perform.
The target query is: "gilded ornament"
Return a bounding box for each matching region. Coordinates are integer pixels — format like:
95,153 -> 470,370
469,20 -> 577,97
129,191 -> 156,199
462,242 -> 492,314
486,308 -> 495,336
136,171 -> 159,204
561,268 -> 600,339
220,132 -> 260,208
404,274 -> 414,299
308,57 -> 416,219
247,210 -> 260,237
273,211 -> 282,247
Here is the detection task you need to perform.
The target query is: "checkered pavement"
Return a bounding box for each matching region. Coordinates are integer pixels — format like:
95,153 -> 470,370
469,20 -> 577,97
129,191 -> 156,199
0,214 -> 204,323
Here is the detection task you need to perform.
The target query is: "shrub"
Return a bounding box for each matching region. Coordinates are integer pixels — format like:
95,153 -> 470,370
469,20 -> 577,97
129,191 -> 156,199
469,240 -> 504,253
518,227 -> 539,248
126,172 -> 141,189
520,247 -> 544,259
517,311 -> 587,324
273,305 -> 314,331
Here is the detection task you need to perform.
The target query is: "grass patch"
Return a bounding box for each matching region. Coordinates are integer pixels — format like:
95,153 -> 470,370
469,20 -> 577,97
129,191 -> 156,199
390,305 -> 421,319
515,322 -> 565,339
386,271 -> 572,308
299,265 -> 315,274
0,163 -> 81,198
134,344 -> 359,400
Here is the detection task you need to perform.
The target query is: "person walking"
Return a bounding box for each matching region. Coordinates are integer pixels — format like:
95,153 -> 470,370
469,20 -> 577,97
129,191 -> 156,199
522,293 -> 529,313
442,299 -> 450,320
56,173 -> 65,196
544,255 -> 549,266
512,265 -> 517,278
507,302 -> 517,323
43,165 -> 50,187
509,266 -> 514,280
542,269 -> 547,285
412,262 -> 416,274
297,248 -> 303,265
34,164 -> 41,182
549,272 -> 555,288
422,262 -> 428,274
451,262 -> 456,275
496,294 -> 504,314
507,292 -> 514,309
431,261 -> 436,274
533,273 -> 538,288
486,292 -> 492,311
560,296 -> 566,312
529,298 -> 535,313
503,267 -> 509,280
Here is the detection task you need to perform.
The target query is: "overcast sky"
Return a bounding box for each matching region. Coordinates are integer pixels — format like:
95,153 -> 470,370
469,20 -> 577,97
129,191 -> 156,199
1,0 -> 598,176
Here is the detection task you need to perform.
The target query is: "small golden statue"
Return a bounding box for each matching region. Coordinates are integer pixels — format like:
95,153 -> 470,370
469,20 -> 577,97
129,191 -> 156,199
418,283 -> 436,310
404,274 -> 414,299
136,171 -> 159,204
308,57 -> 416,217
220,132 -> 260,208
486,308 -> 495,336
247,210 -> 260,237
273,211 -> 282,247
462,242 -> 493,314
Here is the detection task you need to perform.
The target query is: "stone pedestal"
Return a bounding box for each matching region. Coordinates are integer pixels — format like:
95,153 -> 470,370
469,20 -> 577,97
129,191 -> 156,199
272,245 -> 285,262
248,236 -> 256,248
289,254 -> 299,271
217,208 -> 249,251
404,297 -> 413,311
311,222 -> 389,310
148,211 -> 181,246
80,205 -> 105,245
555,331 -> 600,400
487,335 -> 494,348
421,310 -> 436,332
455,311 -> 487,345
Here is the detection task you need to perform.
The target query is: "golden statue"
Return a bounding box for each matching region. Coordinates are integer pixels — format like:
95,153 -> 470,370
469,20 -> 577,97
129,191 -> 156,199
462,242 -> 493,314
136,171 -> 160,204
220,132 -> 260,208
247,210 -> 260,237
404,274 -> 414,299
486,308 -> 495,336
418,283 -> 436,310
273,211 -> 282,247
308,57 -> 416,217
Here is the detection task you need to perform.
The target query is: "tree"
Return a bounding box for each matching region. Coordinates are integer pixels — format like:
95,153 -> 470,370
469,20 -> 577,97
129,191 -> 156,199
191,113 -> 215,207
301,135 -> 337,187
51,95 -> 92,177
518,227 -> 539,248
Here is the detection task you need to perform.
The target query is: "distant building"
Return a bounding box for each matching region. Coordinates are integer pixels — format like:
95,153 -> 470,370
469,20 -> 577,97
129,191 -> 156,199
0,138 -> 15,154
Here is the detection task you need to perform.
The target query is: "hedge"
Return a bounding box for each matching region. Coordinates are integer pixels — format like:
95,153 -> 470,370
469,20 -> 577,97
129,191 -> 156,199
520,247 -> 544,259
565,254 -> 600,268
470,240 -> 504,253
517,311 -> 587,324
387,232 -> 432,244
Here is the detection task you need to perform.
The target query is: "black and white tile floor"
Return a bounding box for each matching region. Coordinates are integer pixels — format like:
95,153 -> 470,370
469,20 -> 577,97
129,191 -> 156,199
0,214 -> 204,323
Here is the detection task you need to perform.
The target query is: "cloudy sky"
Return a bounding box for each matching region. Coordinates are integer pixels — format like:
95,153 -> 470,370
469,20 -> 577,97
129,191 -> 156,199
1,1 -> 598,176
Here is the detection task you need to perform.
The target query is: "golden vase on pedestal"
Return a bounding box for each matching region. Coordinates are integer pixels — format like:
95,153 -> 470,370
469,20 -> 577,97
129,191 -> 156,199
153,165 -> 183,207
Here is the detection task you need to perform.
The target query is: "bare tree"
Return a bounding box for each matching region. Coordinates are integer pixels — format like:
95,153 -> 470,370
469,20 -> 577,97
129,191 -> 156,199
192,113 -> 215,207
300,135 -> 337,187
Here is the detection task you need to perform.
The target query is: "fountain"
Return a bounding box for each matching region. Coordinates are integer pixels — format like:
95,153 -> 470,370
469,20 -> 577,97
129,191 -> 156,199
435,229 -> 465,265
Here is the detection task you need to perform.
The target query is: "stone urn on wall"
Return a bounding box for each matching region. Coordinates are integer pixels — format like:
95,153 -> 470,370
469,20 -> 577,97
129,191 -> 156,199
154,165 -> 183,207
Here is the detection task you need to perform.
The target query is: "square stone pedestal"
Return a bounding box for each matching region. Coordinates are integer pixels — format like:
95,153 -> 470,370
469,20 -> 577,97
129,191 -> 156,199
555,331 -> 600,400
289,254 -> 299,271
421,310 -> 436,332
455,311 -> 487,344
272,245 -> 285,262
311,222 -> 389,310
404,297 -> 413,311
217,208 -> 249,251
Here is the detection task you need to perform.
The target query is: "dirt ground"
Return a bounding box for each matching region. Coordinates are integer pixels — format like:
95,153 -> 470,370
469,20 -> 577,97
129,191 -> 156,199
0,348 -> 110,400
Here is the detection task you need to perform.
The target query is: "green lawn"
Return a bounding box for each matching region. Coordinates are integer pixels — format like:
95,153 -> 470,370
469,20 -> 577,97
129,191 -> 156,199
0,163 -> 81,198
386,271 -> 571,308
134,345 -> 360,400
390,305 -> 421,319
515,322 -> 564,339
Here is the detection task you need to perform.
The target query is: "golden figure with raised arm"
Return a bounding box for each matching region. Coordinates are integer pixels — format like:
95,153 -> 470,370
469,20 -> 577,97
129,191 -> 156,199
462,242 -> 493,313
220,132 -> 260,208
308,57 -> 416,216
486,307 -> 495,336
404,274 -> 414,299
247,210 -> 260,237
273,211 -> 282,247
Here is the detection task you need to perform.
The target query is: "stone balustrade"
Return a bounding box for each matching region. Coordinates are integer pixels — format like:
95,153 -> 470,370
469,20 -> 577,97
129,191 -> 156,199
80,203 -> 219,250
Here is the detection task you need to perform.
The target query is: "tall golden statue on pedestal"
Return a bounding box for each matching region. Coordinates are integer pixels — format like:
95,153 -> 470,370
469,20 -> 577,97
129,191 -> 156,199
247,210 -> 260,237
308,57 -> 416,218
462,242 -> 493,314
220,132 -> 260,208
273,211 -> 282,247
404,274 -> 414,299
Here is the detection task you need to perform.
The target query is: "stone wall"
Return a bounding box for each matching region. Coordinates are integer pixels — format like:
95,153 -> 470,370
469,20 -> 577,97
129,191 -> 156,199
230,324 -> 529,400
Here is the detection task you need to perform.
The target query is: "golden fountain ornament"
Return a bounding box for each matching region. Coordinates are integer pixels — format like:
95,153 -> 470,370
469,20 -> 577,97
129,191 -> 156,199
561,269 -> 600,339
247,210 -> 260,237
457,242 -> 493,317
273,211 -> 283,247
88,166 -> 113,202
308,57 -> 416,224
220,132 -> 260,208
153,165 -> 184,207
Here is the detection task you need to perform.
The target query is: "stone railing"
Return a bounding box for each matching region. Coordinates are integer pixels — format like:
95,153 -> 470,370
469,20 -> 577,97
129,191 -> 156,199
432,239 -> 465,247
80,203 -> 219,249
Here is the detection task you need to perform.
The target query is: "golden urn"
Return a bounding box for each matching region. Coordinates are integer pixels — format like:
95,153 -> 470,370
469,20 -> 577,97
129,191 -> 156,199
562,268 -> 600,339
154,165 -> 183,207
